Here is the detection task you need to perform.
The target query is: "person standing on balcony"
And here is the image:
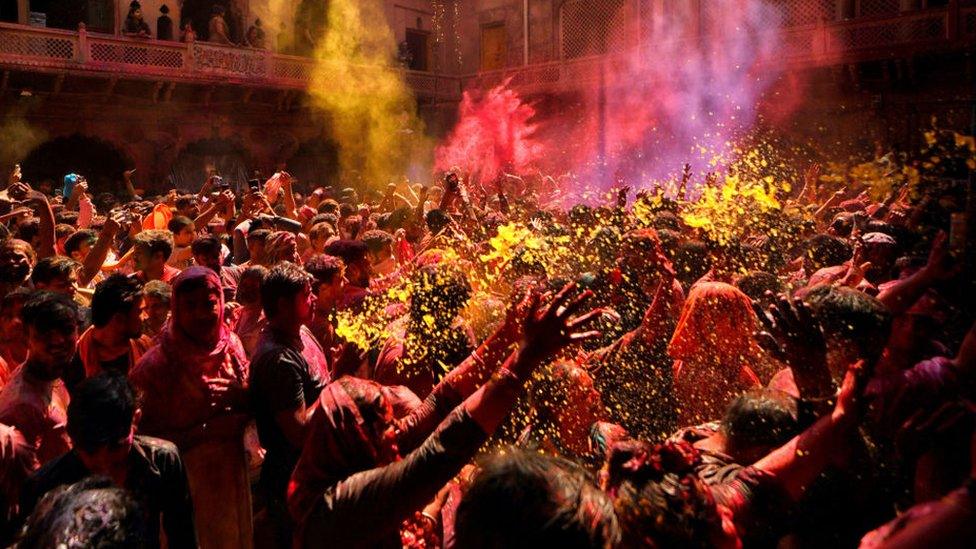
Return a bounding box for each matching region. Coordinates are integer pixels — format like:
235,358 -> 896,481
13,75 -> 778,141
122,1 -> 152,39
246,19 -> 267,50
157,4 -> 174,42
209,5 -> 233,45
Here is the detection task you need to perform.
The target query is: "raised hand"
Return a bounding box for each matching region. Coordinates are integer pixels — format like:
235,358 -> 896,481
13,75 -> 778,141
755,295 -> 832,397
518,282 -> 602,368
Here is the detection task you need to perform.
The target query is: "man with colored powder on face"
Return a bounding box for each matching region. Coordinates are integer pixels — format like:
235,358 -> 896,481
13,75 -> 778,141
21,373 -> 198,548
132,230 -> 181,284
249,262 -> 328,548
0,292 -> 79,467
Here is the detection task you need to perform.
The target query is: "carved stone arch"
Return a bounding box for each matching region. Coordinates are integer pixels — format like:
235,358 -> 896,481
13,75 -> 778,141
170,137 -> 251,192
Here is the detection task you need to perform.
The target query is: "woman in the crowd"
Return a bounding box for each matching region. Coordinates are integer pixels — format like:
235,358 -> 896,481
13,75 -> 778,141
130,267 -> 252,549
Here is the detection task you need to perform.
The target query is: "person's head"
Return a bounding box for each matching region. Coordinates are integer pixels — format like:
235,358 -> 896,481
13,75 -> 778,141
30,256 -> 79,298
668,282 -> 760,365
308,222 -> 336,254
361,230 -> 395,270
530,360 -> 604,454
261,261 -> 315,327
317,199 -> 340,216
64,229 -> 97,262
0,238 -> 35,285
617,229 -> 664,279
141,279 -> 171,335
721,388 -> 800,464
171,267 -> 223,344
167,215 -> 196,248
408,263 -> 471,328
860,232 -> 898,281
191,234 -> 222,272
606,440 -> 737,549
305,254 -> 346,307
91,274 -> 144,340
246,228 -> 271,265
0,287 -> 31,346
128,0 -> 143,19
22,291 -> 80,378
174,195 -> 198,218
802,234 -> 851,274
734,271 -> 783,310
803,284 -> 892,377
324,239 -> 370,287
234,265 -> 267,307
263,231 -> 300,265
340,215 -> 363,240
456,448 -> 619,549
132,230 -> 174,273
18,477 -> 147,549
425,208 -> 451,234
67,373 -> 139,477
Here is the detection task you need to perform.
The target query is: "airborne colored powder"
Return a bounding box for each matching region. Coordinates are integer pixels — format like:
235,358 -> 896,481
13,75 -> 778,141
308,0 -> 428,188
519,0 -> 799,194
435,81 -> 544,185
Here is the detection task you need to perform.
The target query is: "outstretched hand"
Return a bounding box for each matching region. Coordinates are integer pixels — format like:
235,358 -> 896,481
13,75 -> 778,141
755,295 -> 833,398
518,282 -> 602,368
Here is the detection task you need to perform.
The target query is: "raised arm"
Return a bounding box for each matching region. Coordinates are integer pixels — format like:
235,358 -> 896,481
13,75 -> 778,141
78,216 -> 121,287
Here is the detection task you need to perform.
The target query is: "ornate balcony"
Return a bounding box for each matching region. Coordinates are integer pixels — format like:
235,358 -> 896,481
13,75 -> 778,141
0,22 -> 461,101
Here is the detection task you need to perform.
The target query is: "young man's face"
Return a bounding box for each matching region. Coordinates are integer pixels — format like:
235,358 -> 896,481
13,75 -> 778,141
174,224 -> 196,247
27,323 -> 79,379
315,269 -> 346,307
37,271 -> 79,299
119,296 -> 145,340
141,296 -> 169,334
132,245 -> 156,273
69,240 -> 93,262
0,244 -> 32,284
193,250 -> 222,272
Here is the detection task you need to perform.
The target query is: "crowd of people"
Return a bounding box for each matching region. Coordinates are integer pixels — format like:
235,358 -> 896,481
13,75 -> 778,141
0,143 -> 971,549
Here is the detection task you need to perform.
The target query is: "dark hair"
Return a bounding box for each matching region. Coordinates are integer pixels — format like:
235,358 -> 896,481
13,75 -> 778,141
324,239 -> 368,265
673,240 -> 711,287
317,199 -> 340,215
246,228 -> 272,244
55,210 -> 79,226
64,229 -> 97,256
174,195 -> 196,211
18,477 -> 147,549
91,274 -> 144,328
236,265 -> 268,304
425,209 -> 451,233
305,254 -> 344,288
261,261 -> 311,319
309,222 -> 336,243
803,285 -> 892,363
167,215 -> 194,234
408,263 -> 471,324
66,373 -> 136,452
190,234 -> 222,257
361,230 -> 394,255
455,448 -> 619,549
30,256 -> 79,286
734,271 -> 783,308
803,234 -> 851,272
721,388 -> 800,456
143,279 -> 172,303
606,440 -> 719,549
21,291 -> 80,333
133,229 -> 174,260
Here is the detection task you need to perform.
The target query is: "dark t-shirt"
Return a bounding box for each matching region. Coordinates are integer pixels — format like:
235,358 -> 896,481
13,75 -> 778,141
249,327 -> 326,500
22,435 -> 197,548
64,351 -> 130,394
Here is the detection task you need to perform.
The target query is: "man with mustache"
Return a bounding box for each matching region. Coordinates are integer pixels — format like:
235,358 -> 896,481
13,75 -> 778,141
0,292 -> 80,466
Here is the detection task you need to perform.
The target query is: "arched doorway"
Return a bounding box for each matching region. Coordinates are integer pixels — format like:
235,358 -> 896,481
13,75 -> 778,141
20,134 -> 131,196
284,138 -> 339,193
170,138 -> 250,192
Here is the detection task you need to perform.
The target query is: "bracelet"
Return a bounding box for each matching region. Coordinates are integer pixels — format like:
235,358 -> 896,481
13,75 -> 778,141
420,511 -> 439,526
491,368 -> 520,385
